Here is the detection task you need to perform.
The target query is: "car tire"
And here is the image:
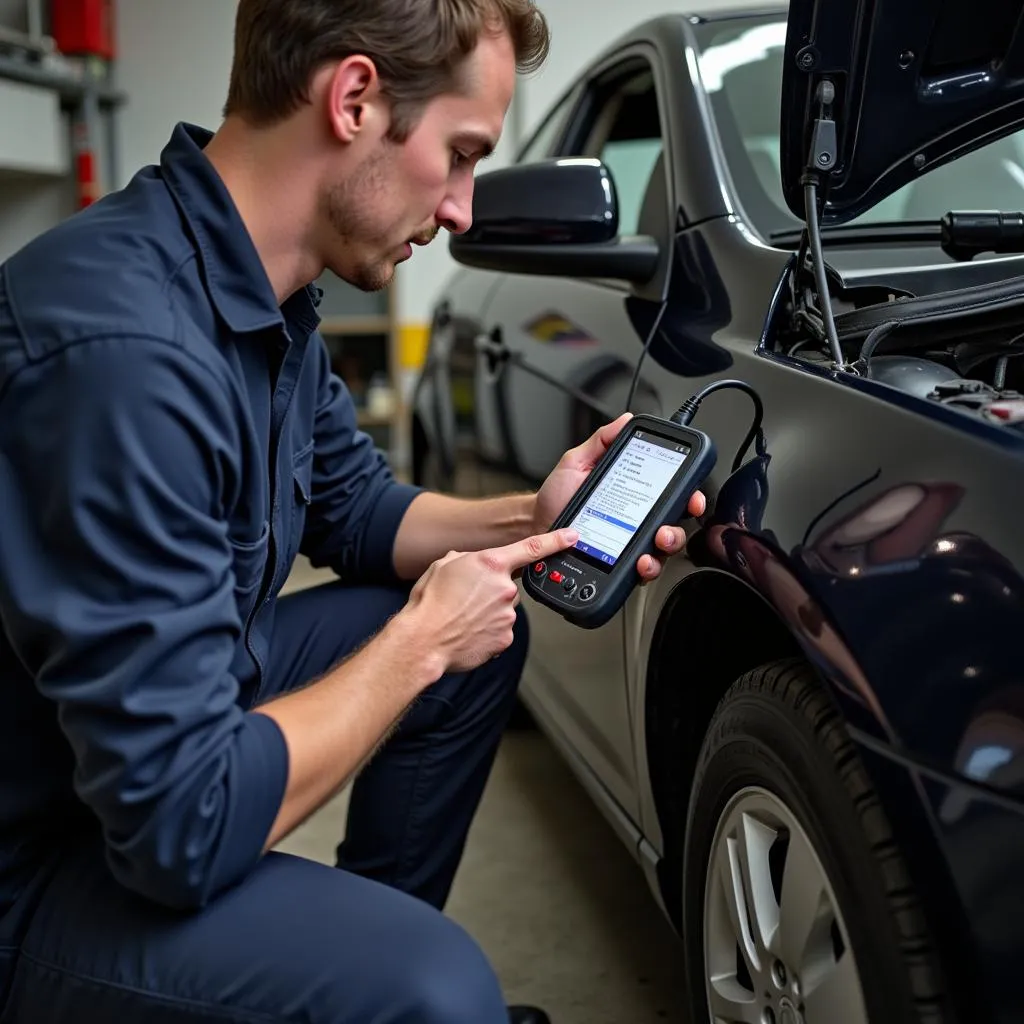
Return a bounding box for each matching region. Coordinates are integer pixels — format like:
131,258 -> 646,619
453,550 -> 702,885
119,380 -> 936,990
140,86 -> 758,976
681,658 -> 951,1024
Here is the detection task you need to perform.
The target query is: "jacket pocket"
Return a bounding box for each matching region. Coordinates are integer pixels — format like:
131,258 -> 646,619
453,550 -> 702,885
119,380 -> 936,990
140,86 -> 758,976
293,443 -> 314,506
284,444 -> 315,575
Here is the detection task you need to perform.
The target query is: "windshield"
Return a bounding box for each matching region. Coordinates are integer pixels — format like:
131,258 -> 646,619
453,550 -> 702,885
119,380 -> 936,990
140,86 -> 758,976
693,15 -> 1024,240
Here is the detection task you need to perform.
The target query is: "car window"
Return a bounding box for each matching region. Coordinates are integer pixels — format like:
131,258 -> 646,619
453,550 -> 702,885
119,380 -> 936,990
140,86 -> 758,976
579,65 -> 666,237
516,88 -> 579,164
694,15 -> 1024,239
602,139 -> 664,238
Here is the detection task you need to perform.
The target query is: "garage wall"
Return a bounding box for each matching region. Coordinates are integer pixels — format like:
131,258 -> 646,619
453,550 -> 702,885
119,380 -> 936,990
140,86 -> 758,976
0,177 -> 75,264
116,0 -> 237,185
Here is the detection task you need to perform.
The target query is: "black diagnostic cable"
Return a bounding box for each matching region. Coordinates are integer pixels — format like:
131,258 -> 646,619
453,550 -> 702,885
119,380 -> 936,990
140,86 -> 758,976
625,301 -> 668,411
669,378 -> 765,472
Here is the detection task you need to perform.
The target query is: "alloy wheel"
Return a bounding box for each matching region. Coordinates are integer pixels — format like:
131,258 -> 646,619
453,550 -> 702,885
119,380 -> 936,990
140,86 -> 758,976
703,786 -> 869,1024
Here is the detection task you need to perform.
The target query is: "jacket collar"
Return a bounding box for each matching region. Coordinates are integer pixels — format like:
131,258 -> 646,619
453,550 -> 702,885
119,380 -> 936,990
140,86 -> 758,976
160,122 -> 321,335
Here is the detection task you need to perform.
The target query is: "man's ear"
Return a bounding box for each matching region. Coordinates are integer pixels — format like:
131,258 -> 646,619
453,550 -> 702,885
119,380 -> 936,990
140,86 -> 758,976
327,55 -> 383,144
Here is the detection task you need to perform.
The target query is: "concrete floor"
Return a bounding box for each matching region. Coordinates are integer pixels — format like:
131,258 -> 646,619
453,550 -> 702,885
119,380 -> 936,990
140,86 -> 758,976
276,560 -> 688,1024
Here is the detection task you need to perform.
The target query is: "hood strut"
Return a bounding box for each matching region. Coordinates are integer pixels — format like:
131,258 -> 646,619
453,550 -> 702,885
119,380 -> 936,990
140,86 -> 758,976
800,79 -> 846,370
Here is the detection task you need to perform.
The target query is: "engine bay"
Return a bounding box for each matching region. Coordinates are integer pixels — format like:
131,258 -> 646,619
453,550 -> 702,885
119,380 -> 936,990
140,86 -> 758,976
770,251 -> 1024,431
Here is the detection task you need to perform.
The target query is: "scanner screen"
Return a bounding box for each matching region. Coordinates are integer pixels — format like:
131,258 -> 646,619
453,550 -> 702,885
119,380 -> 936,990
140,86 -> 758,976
569,430 -> 690,567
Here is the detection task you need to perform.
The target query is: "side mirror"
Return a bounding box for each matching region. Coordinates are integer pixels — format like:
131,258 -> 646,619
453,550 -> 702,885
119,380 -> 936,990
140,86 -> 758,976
449,158 -> 660,283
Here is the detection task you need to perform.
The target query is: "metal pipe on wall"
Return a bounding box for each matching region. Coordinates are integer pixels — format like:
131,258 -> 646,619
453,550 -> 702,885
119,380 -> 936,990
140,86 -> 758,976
0,23 -> 47,53
25,0 -> 42,44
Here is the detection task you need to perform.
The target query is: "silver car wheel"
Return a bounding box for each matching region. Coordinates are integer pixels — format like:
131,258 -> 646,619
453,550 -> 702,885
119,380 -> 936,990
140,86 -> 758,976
703,785 -> 869,1024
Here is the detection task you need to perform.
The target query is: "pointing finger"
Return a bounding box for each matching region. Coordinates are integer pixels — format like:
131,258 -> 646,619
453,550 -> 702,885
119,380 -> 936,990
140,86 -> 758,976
489,528 -> 579,574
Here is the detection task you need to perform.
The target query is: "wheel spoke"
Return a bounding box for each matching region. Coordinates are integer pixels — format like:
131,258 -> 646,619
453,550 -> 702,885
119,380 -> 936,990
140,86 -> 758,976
708,978 -> 765,1024
802,951 -> 868,1024
773,826 -> 829,971
739,811 -> 781,957
717,832 -> 762,976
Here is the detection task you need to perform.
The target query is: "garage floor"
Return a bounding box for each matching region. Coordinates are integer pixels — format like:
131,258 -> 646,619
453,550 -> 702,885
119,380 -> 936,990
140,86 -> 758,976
276,560 -> 688,1024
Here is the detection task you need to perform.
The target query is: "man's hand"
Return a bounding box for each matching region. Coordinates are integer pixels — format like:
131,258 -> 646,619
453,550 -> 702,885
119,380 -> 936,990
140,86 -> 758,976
405,527 -> 580,673
534,413 -> 707,584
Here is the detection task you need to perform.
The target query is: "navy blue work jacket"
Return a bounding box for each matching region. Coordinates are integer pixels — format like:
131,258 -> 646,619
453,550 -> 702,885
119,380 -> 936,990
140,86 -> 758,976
0,123 -> 422,919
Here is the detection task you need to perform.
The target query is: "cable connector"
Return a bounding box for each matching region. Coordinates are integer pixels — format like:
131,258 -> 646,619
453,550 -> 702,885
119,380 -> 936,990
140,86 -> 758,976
671,396 -> 701,426
670,378 -> 765,472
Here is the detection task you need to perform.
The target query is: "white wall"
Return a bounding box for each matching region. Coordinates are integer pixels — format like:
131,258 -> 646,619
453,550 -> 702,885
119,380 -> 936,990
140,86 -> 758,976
116,0 -> 238,186
0,175 -> 75,263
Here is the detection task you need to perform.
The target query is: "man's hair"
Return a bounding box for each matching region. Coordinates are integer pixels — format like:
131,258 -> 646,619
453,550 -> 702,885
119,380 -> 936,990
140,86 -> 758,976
224,0 -> 550,141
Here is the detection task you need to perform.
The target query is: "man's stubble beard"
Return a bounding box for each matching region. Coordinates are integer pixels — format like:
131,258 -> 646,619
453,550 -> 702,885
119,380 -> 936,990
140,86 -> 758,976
323,145 -> 399,293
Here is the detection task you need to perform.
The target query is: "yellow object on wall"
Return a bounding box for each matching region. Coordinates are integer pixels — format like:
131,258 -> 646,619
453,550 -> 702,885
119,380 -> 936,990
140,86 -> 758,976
398,323 -> 430,371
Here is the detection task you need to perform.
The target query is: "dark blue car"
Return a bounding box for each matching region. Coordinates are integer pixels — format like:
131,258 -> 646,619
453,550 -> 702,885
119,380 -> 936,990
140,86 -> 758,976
412,2 -> 1024,1021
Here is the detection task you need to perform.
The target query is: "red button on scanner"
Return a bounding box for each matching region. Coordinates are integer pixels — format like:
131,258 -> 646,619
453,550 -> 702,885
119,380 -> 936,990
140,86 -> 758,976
533,562 -> 546,574
548,571 -> 564,584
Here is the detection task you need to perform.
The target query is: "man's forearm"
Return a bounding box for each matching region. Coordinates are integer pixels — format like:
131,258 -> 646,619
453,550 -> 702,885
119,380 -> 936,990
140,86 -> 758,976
391,491 -> 537,580
254,608 -> 443,849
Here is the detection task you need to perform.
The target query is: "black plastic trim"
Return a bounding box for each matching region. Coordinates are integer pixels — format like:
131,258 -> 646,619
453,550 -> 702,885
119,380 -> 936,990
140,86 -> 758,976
449,235 -> 661,282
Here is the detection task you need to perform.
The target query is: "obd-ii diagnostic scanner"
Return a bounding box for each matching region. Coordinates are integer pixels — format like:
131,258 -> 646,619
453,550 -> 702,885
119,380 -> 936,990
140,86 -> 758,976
523,379 -> 764,629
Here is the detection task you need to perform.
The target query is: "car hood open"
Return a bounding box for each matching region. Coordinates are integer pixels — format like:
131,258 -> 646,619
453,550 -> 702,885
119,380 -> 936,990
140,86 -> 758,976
779,0 -> 1024,226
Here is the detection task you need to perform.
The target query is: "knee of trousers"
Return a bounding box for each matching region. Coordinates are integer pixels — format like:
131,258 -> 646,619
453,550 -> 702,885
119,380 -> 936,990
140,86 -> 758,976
373,915 -> 506,1024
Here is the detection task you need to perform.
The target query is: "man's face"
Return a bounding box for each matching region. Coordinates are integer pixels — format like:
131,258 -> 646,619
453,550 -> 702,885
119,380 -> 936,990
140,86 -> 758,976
322,30 -> 515,292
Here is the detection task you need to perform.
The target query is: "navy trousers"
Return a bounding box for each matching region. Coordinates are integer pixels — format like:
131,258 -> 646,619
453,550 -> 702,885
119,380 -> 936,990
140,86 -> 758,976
0,581 -> 530,1023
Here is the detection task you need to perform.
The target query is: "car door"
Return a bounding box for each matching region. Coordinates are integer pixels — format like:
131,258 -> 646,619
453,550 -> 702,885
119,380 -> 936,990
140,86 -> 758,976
479,48 -> 674,817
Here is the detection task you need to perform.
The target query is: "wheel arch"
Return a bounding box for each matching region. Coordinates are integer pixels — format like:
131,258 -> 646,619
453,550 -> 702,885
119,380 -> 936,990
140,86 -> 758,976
643,567 -> 802,928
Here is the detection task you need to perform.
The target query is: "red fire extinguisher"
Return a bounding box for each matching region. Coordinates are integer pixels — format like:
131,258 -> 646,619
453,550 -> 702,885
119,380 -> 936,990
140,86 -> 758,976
50,0 -> 116,61
71,116 -> 100,209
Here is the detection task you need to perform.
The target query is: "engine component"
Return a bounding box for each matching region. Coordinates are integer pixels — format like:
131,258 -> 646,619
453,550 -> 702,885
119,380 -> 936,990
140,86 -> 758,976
928,379 -> 1024,426
867,356 -> 962,399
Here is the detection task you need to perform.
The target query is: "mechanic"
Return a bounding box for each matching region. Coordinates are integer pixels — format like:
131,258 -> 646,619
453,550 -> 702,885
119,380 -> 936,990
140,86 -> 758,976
0,1 -> 705,1022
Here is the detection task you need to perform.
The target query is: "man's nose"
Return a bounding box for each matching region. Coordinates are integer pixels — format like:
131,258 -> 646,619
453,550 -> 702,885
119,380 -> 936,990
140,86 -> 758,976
437,182 -> 474,236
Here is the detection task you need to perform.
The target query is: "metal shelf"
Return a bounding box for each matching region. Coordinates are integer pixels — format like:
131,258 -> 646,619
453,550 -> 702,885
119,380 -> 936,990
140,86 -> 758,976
318,315 -> 392,336
0,24 -> 125,202
0,54 -> 126,109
